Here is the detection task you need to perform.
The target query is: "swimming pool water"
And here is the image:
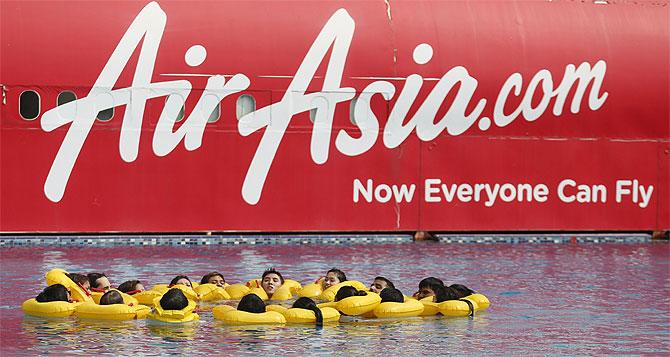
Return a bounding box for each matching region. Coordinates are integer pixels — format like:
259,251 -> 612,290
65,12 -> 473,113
1,242 -> 668,355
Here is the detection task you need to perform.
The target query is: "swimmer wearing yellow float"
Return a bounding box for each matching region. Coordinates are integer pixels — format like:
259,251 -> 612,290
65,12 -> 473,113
45,269 -> 92,303
200,272 -> 226,287
191,272 -> 231,302
369,276 -> 395,294
373,288 -> 424,318
22,284 -> 77,318
213,294 -> 286,325
147,288 -> 199,323
75,290 -> 151,320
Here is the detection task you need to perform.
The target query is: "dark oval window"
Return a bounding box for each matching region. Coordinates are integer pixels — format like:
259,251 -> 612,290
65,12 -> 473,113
19,90 -> 40,120
165,97 -> 185,122
97,108 -> 114,121
57,91 -> 77,106
236,94 -> 256,120
208,103 -> 221,123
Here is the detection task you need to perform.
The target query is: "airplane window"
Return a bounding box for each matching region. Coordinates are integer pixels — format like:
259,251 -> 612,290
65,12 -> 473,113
19,90 -> 40,120
309,96 -> 328,123
163,97 -> 185,122
97,108 -> 114,121
349,96 -> 358,125
236,94 -> 255,120
57,91 -> 77,119
208,103 -> 220,123
57,91 -> 77,106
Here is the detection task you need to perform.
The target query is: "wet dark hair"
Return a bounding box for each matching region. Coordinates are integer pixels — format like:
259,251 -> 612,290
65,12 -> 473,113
237,294 -> 265,313
379,288 -> 404,303
327,268 -> 347,283
87,273 -> 108,289
200,272 -> 225,285
334,286 -> 366,302
160,288 -> 188,310
449,284 -> 476,298
36,284 -> 69,303
262,268 -> 284,284
434,285 -> 460,303
292,297 -> 323,327
100,290 -> 124,305
418,277 -> 444,291
67,273 -> 89,287
169,275 -> 192,287
117,280 -> 142,293
374,276 -> 395,289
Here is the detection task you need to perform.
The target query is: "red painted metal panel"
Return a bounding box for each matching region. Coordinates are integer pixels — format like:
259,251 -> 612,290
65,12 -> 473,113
1,1 -> 668,232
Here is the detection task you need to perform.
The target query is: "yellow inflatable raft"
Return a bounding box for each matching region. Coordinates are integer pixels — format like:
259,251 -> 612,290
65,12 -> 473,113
75,302 -> 150,320
212,305 -> 286,325
373,298 -> 424,318
147,298 -> 199,323
194,283 -> 231,302
91,289 -> 139,306
319,291 -> 381,316
22,299 -> 79,318
44,269 -> 92,303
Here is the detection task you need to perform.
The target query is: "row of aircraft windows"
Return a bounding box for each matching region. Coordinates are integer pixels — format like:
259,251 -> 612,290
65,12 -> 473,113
18,90 -> 257,123
19,90 -> 362,124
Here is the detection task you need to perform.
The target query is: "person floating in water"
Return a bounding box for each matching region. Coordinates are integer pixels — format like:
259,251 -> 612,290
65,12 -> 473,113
169,275 -> 192,288
160,288 -> 188,310
323,268 -> 347,290
292,297 -> 323,327
117,280 -> 145,294
99,290 -> 124,305
87,272 -> 111,292
200,272 -> 225,287
260,268 -> 284,299
36,284 -> 71,303
369,276 -> 395,294
379,287 -> 404,303
237,294 -> 265,313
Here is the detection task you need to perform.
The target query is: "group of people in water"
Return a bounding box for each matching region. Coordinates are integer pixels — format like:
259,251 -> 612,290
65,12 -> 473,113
35,267 -> 477,325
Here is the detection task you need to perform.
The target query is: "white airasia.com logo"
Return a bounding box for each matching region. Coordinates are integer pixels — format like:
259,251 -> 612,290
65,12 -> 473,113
41,2 -> 608,204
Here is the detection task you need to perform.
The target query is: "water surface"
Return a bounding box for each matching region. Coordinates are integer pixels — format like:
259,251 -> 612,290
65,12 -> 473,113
1,242 -> 668,355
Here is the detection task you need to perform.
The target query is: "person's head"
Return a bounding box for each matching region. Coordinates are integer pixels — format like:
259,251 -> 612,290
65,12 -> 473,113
292,297 -> 323,327
160,288 -> 188,310
36,284 -> 70,303
370,276 -> 395,294
261,269 -> 284,297
434,285 -> 460,303
379,288 -> 404,303
68,273 -> 91,291
169,275 -> 192,288
87,273 -> 111,291
334,286 -> 366,302
324,268 -> 347,289
415,277 -> 444,300
449,284 -> 475,298
200,272 -> 225,287
117,280 -> 145,294
100,290 -> 124,305
237,294 -> 265,313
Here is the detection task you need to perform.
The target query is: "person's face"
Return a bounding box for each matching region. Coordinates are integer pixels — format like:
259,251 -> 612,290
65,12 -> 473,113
175,278 -> 192,288
135,283 -> 145,292
323,272 -> 341,289
95,277 -> 111,291
261,273 -> 282,295
416,287 -> 435,300
66,288 -> 72,303
81,281 -> 91,291
370,279 -> 389,294
207,275 -> 225,287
